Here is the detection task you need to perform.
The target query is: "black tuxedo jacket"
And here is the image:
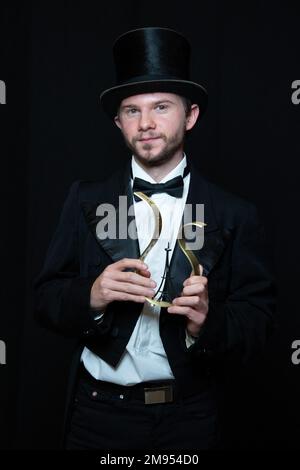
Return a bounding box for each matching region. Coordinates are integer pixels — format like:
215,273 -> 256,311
34,161 -> 276,396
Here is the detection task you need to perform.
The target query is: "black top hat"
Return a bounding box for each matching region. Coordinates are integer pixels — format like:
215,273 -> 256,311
100,27 -> 208,119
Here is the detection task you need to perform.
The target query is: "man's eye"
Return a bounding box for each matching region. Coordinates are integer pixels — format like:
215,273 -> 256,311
156,104 -> 168,111
127,108 -> 138,115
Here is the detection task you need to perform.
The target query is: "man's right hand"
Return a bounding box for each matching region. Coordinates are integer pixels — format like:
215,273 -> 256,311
90,258 -> 156,311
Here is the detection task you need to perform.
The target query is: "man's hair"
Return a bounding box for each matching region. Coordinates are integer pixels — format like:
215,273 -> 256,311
180,96 -> 192,117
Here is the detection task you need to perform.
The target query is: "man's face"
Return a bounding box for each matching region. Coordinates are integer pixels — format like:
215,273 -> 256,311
115,92 -> 199,167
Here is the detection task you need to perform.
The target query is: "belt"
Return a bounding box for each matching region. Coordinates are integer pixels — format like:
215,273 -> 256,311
79,363 -> 192,405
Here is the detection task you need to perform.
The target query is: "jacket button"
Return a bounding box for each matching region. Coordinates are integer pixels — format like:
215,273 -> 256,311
83,328 -> 94,336
196,347 -> 207,356
111,327 -> 119,338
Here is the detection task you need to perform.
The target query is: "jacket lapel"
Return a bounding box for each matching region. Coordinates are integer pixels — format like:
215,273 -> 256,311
81,162 -> 140,263
166,164 -> 231,299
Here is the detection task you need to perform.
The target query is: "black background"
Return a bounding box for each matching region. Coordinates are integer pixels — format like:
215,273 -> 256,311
0,1 -> 299,450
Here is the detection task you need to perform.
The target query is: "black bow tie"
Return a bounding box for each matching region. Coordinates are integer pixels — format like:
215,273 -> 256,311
133,175 -> 184,201
132,163 -> 190,202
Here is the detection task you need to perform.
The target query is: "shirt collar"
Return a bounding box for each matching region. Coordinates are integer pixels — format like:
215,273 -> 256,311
131,154 -> 188,184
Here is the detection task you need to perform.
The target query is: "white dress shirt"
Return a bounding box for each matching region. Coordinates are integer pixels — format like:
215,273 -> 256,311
81,154 -> 195,385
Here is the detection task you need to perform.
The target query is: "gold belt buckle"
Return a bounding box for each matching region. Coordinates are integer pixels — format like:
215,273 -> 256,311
144,385 -> 173,405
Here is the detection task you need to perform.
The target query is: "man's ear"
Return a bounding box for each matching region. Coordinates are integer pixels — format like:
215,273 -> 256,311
186,104 -> 200,131
114,114 -> 122,129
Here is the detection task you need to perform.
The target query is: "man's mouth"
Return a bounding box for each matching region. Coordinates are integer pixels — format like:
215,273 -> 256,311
139,137 -> 161,142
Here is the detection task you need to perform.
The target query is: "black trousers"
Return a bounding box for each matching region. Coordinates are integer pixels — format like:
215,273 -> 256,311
65,368 -> 220,451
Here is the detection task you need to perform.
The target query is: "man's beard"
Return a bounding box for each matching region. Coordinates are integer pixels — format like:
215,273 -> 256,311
123,126 -> 186,167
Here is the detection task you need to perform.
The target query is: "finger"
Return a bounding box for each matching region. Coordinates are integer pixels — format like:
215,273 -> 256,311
183,275 -> 208,287
172,296 -> 202,307
136,268 -> 152,279
109,291 -> 147,304
172,297 -> 208,313
110,258 -> 148,272
181,283 -> 207,296
108,270 -> 156,288
101,279 -> 155,298
167,305 -> 207,321
167,305 -> 195,316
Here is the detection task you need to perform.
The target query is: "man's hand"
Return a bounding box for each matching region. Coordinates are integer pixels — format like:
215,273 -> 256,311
167,267 -> 209,338
90,258 -> 156,311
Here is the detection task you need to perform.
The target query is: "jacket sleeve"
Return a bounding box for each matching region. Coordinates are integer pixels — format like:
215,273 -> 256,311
187,203 -> 277,364
33,181 -> 113,338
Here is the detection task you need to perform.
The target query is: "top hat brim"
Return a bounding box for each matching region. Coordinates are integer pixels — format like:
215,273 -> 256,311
100,79 -> 208,120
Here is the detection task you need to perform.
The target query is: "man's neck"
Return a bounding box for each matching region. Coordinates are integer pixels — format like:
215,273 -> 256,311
133,152 -> 185,183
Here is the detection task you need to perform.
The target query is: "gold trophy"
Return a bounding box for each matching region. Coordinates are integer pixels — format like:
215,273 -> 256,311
134,191 -> 206,307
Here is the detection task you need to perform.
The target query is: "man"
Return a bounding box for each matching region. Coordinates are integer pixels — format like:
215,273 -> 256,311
34,27 -> 276,450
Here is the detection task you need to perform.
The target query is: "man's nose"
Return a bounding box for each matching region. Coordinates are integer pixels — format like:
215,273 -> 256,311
138,111 -> 156,130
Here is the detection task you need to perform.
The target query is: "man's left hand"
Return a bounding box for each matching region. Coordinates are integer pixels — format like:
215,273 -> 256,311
167,268 -> 209,338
